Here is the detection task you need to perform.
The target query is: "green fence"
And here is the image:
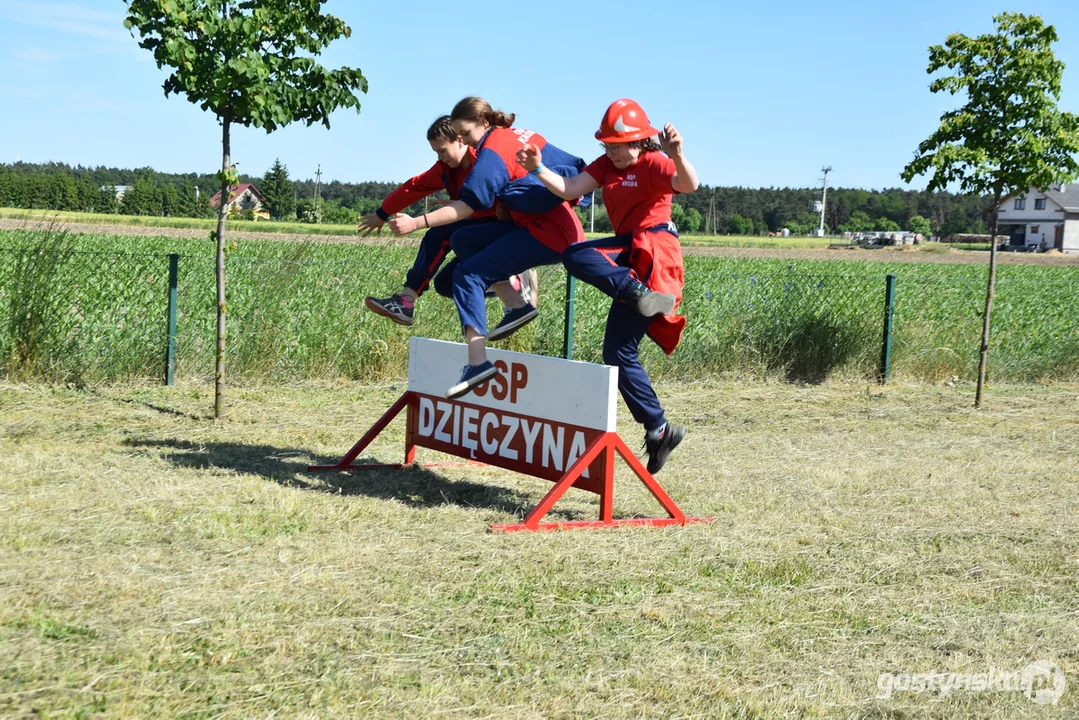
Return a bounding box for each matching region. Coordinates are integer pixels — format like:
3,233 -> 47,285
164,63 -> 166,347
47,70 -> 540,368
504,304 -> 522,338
1,243 -> 1077,384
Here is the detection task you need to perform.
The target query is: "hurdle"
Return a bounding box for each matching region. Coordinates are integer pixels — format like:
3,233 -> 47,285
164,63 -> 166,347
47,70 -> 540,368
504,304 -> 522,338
309,338 -> 711,532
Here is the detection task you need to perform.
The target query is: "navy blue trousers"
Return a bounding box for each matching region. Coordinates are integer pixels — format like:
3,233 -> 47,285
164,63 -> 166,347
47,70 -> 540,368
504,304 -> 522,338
404,218 -> 495,298
450,222 -> 562,336
562,234 -> 668,432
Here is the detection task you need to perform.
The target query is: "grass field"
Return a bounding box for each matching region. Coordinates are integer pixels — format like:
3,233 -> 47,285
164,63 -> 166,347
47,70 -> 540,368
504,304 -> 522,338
0,207 -> 830,249
1,378 -> 1076,717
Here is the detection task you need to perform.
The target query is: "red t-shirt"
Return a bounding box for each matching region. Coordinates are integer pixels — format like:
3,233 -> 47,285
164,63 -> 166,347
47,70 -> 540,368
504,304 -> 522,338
379,148 -> 496,219
586,151 -> 686,355
584,152 -> 677,235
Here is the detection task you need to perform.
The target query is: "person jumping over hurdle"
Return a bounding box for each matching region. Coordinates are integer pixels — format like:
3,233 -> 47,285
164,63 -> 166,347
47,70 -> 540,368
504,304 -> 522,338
516,99 -> 699,474
361,115 -> 538,327
390,97 -> 588,401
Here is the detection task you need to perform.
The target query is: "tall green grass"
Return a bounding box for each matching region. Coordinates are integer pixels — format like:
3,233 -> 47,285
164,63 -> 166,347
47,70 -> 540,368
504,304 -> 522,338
0,228 -> 1076,384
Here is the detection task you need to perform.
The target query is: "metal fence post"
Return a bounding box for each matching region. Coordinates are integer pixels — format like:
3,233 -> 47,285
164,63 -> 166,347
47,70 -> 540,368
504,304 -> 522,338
880,274 -> 896,383
563,273 -> 576,360
165,253 -> 179,386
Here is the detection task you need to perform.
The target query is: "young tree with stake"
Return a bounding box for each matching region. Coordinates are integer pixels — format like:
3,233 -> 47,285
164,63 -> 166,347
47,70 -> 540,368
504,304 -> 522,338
901,12 -> 1079,407
124,0 -> 367,418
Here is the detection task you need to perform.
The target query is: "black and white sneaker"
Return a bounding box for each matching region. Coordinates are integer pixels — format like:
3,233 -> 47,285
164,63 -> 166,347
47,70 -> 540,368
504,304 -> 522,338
644,424 -> 685,474
365,293 -> 414,326
624,283 -> 676,318
488,304 -> 538,342
446,361 -> 499,399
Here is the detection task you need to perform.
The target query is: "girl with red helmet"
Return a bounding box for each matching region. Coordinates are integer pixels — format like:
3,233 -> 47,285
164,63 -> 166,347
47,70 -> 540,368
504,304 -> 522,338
516,99 -> 699,474
389,97 -> 588,400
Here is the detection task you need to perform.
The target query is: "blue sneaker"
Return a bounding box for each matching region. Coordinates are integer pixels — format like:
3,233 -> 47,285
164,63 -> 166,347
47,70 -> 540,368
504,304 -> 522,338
446,361 -> 499,399
488,304 -> 538,342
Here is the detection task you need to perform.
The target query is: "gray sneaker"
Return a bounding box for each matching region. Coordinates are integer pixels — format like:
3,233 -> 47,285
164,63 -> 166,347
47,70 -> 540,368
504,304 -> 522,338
624,282 -> 675,317
365,293 -> 414,326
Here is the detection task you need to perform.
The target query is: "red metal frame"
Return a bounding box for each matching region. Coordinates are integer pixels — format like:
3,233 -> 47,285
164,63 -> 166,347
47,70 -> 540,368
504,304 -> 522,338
309,391 -> 712,532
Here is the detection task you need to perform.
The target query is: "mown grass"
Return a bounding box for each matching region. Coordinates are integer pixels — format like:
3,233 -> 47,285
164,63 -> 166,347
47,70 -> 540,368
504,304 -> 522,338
1,378 -> 1076,717
1,228 -> 1077,385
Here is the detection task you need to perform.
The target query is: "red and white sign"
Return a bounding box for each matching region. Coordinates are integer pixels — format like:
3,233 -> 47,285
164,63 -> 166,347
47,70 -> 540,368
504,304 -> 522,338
408,338 -> 616,484
311,337 -> 708,532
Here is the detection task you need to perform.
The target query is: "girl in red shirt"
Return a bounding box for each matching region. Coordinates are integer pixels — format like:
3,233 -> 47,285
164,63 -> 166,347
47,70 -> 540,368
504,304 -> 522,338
517,99 -> 699,474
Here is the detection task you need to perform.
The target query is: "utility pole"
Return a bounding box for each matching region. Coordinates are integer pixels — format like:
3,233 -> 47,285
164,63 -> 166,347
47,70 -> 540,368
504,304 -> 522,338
709,190 -> 717,235
817,166 -> 832,237
312,164 -> 322,224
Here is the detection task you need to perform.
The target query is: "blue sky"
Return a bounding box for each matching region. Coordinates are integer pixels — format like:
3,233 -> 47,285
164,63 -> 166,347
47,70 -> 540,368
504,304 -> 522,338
1,0 -> 1077,190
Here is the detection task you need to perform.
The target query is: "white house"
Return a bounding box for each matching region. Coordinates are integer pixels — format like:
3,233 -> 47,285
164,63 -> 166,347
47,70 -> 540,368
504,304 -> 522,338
995,183 -> 1079,253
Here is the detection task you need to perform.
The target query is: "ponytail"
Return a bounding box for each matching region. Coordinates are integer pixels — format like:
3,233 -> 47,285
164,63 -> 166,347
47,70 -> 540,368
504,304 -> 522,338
451,96 -> 515,129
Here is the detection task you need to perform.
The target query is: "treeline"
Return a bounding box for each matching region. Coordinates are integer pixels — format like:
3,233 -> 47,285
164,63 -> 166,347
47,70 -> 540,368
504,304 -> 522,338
0,161 -> 994,235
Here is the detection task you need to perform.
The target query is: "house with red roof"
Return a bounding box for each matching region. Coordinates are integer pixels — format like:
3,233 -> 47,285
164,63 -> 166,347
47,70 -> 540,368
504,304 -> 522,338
209,183 -> 270,220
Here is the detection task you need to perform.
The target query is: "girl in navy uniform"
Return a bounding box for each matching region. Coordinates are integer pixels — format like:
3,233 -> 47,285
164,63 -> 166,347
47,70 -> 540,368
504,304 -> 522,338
362,115 -> 536,326
390,97 -> 587,400
516,99 -> 699,473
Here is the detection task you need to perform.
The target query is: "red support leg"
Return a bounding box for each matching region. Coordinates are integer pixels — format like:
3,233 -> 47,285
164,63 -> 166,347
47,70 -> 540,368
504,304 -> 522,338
599,443 -> 614,522
308,392 -> 412,471
490,434 -> 611,532
492,431 -> 713,533
404,399 -> 417,465
611,434 -> 687,522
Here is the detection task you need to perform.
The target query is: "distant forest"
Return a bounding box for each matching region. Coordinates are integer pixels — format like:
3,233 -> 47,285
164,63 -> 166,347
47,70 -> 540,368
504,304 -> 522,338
0,160 -> 993,236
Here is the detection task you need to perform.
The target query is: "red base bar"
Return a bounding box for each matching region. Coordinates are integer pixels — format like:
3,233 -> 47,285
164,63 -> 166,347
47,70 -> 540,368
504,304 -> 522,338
491,516 -> 714,533
308,461 -> 477,471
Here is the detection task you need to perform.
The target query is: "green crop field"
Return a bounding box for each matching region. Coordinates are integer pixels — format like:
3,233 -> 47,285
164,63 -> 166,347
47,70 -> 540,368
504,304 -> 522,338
1,227 -> 1077,385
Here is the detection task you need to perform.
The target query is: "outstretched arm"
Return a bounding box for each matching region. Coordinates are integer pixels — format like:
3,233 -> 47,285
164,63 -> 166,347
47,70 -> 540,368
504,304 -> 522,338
516,144 -> 599,200
659,124 -> 699,193
388,201 -> 474,236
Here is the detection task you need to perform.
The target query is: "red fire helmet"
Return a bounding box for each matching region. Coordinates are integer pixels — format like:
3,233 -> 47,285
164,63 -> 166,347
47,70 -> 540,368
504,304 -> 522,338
595,99 -> 659,143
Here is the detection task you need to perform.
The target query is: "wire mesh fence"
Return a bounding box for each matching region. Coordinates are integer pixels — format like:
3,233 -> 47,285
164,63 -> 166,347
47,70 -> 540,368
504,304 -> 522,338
0,236 -> 1076,384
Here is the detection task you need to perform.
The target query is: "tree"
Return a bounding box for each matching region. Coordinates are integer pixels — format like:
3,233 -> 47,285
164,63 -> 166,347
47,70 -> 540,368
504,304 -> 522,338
901,12 -> 1079,407
669,202 -> 686,231
261,158 -> 295,220
838,210 -> 874,233
125,0 -> 367,418
908,215 -> 932,237
940,206 -> 968,236
683,207 -> 703,234
728,213 -> 752,236
875,217 -> 900,232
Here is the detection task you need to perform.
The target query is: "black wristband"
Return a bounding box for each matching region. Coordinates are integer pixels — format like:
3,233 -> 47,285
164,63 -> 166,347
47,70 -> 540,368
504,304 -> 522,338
375,206 -> 390,222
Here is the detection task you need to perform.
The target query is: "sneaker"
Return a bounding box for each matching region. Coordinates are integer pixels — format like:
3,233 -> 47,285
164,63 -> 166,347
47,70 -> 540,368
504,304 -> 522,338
365,293 -> 414,326
517,268 -> 540,306
624,283 -> 676,318
644,424 -> 685,474
488,304 -> 538,342
446,361 -> 499,399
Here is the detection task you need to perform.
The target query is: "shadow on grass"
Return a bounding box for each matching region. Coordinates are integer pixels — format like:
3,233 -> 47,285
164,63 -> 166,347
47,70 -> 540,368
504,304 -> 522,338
123,438 -> 581,520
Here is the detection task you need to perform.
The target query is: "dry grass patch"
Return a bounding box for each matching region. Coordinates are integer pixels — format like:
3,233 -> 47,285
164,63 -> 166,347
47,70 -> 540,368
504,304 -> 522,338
1,379 -> 1077,718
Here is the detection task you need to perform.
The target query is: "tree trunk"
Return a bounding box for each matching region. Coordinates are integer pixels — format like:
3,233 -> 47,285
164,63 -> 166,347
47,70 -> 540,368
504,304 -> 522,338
974,189 -> 1001,408
214,118 -> 231,419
